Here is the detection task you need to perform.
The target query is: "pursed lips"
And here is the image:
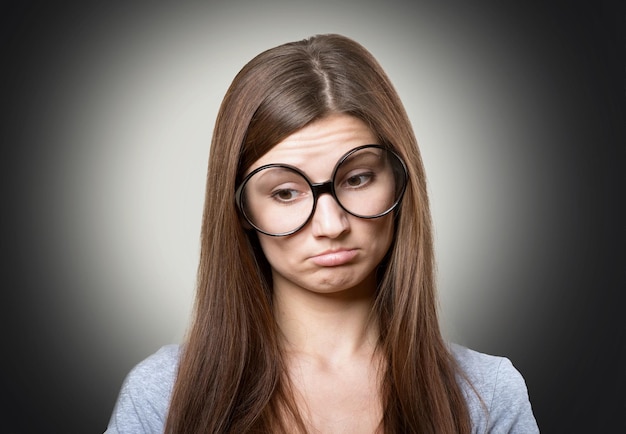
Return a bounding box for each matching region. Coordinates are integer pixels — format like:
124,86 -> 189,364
309,248 -> 358,267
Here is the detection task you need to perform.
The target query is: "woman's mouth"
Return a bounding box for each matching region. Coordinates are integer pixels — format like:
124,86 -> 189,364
309,249 -> 358,266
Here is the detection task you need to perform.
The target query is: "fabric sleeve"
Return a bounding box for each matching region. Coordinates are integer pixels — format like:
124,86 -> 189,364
104,345 -> 179,434
485,356 -> 539,433
450,343 -> 539,433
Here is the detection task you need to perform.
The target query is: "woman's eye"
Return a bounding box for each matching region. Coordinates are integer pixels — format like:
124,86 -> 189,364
272,188 -> 299,202
345,172 -> 374,188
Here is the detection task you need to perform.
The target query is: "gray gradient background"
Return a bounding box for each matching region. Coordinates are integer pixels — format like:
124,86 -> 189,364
1,0 -> 624,432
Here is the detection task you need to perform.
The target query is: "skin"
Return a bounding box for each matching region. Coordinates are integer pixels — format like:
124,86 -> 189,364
247,113 -> 394,433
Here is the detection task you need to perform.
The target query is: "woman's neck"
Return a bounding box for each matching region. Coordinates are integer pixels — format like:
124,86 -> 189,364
273,275 -> 380,363
272,273 -> 385,433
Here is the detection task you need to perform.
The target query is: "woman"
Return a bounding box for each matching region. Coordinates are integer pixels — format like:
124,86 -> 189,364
106,34 -> 538,433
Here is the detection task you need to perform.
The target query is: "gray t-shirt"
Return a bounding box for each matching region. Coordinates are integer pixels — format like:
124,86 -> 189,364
105,344 -> 539,433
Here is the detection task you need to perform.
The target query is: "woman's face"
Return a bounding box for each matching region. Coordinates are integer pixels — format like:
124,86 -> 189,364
245,114 -> 396,297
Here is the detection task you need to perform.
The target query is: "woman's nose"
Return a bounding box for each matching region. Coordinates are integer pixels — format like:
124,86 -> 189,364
310,194 -> 350,238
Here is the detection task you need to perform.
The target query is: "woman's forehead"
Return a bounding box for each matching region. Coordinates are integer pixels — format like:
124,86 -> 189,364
247,114 -> 378,177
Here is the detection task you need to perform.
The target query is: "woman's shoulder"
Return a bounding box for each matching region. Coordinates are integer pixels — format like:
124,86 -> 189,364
105,345 -> 181,433
450,343 -> 515,383
449,343 -> 539,433
121,344 -> 181,400
132,344 -> 181,376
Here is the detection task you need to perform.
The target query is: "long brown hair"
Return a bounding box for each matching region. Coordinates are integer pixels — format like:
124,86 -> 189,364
165,34 -> 472,433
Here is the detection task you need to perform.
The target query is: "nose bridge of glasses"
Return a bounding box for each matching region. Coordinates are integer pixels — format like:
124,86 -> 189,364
311,180 -> 334,199
310,180 -> 348,217
309,179 -> 350,237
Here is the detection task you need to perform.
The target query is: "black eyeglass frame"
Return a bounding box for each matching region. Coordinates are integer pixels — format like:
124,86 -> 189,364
235,144 -> 408,237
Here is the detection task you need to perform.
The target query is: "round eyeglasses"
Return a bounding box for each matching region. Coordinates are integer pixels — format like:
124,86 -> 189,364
235,144 -> 408,236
